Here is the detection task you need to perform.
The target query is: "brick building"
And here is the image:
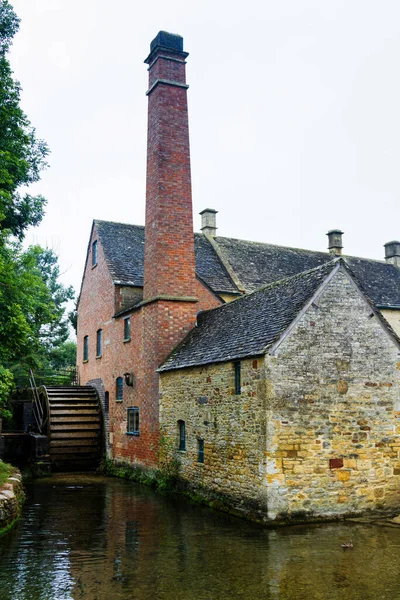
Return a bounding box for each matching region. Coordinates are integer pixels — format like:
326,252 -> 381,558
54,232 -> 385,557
77,32 -> 400,521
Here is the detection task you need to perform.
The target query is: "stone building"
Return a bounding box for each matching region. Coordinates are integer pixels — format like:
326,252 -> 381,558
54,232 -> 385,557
77,31 -> 400,522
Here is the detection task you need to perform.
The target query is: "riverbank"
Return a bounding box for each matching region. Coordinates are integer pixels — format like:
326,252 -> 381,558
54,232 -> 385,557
0,462 -> 24,537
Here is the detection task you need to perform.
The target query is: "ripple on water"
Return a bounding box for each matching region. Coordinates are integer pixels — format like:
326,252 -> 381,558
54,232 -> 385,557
1,474 -> 400,600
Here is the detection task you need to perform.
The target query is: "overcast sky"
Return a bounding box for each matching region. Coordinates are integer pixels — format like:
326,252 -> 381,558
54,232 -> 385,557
9,0 -> 400,298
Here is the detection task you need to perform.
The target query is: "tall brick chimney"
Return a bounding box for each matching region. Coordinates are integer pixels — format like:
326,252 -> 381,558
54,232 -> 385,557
143,31 -> 197,300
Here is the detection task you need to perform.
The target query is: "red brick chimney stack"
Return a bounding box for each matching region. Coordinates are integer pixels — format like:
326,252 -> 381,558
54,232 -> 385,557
143,31 -> 197,300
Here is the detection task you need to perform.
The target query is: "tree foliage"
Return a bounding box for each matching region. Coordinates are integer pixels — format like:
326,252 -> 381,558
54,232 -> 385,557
0,0 -> 48,240
0,2 -> 75,415
0,244 -> 75,406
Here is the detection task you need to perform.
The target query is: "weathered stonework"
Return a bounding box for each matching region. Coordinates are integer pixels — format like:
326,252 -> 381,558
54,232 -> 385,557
160,270 -> 400,523
0,469 -> 23,535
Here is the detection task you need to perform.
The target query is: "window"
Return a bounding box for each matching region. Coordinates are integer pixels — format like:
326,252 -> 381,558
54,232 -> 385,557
234,361 -> 241,395
116,377 -> 123,401
104,391 -> 109,415
127,407 -> 139,435
83,335 -> 89,361
124,317 -> 131,341
197,438 -> 204,463
96,329 -> 102,357
92,240 -> 98,266
178,420 -> 186,451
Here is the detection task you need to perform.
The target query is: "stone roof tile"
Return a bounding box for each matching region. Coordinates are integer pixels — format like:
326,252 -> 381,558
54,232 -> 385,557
159,260 -> 338,372
93,220 -> 400,308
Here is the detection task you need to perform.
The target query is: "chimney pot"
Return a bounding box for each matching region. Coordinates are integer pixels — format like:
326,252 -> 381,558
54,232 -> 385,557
327,229 -> 344,256
200,209 -> 218,237
384,240 -> 400,267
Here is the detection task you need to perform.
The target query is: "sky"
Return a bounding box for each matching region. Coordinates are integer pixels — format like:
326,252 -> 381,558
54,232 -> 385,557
8,0 -> 400,299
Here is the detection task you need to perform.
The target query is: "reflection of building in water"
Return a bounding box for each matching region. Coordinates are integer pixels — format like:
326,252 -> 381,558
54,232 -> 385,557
77,30 -> 400,523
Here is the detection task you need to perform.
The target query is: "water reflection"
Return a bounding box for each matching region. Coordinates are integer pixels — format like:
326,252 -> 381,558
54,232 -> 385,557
1,474 -> 400,599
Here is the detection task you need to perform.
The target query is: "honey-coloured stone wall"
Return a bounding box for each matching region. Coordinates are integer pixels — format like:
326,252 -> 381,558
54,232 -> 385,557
160,269 -> 400,523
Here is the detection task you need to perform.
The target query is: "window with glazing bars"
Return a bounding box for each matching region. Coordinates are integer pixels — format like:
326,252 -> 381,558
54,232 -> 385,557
127,407 -> 139,435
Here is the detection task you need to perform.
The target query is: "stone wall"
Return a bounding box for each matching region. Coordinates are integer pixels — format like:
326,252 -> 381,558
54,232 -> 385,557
160,269 -> 400,523
265,270 -> 400,521
160,357 -> 267,514
0,470 -> 23,535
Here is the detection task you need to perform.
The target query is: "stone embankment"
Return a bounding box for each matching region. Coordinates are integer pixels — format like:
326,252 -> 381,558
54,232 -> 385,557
0,470 -> 24,536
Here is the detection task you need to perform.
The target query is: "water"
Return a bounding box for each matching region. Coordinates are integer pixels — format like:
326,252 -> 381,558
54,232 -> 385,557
1,474 -> 400,600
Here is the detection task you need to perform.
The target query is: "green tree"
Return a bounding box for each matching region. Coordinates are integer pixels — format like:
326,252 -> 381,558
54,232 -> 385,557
0,2 -> 75,415
0,0 -> 48,240
0,243 -> 74,370
47,341 -> 77,371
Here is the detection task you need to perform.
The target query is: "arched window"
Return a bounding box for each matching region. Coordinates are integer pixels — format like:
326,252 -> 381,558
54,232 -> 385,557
116,377 -> 123,401
178,420 -> 186,451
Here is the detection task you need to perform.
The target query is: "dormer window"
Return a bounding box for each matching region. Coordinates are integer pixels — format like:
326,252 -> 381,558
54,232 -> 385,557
92,240 -> 98,267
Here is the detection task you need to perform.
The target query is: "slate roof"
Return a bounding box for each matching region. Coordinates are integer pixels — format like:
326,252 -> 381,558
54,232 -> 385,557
159,261 -> 339,372
94,220 -> 238,293
213,236 -> 331,292
345,257 -> 400,307
194,235 -> 238,294
93,220 -> 400,308
95,220 -> 145,286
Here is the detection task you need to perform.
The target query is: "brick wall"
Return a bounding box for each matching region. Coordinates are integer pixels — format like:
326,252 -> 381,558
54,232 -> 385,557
77,33 -> 221,468
143,37 -> 195,301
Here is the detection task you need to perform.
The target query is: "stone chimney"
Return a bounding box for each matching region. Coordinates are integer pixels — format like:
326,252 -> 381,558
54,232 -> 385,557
327,230 -> 344,256
384,241 -> 400,267
143,31 -> 197,300
200,208 -> 218,236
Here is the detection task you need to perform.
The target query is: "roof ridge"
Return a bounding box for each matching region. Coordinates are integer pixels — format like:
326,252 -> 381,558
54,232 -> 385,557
196,258 -> 339,322
95,219 -> 145,228
94,220 -> 390,266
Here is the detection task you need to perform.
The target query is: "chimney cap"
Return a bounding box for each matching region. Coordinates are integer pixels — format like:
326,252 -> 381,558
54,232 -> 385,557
384,240 -> 400,260
145,31 -> 188,64
327,229 -> 344,236
384,240 -> 400,248
199,208 -> 218,215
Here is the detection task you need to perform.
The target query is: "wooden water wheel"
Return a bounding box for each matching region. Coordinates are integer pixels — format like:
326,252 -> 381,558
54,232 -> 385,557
38,386 -> 104,470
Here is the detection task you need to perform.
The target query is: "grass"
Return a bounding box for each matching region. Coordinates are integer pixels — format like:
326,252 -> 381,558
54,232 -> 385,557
0,460 -> 14,487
